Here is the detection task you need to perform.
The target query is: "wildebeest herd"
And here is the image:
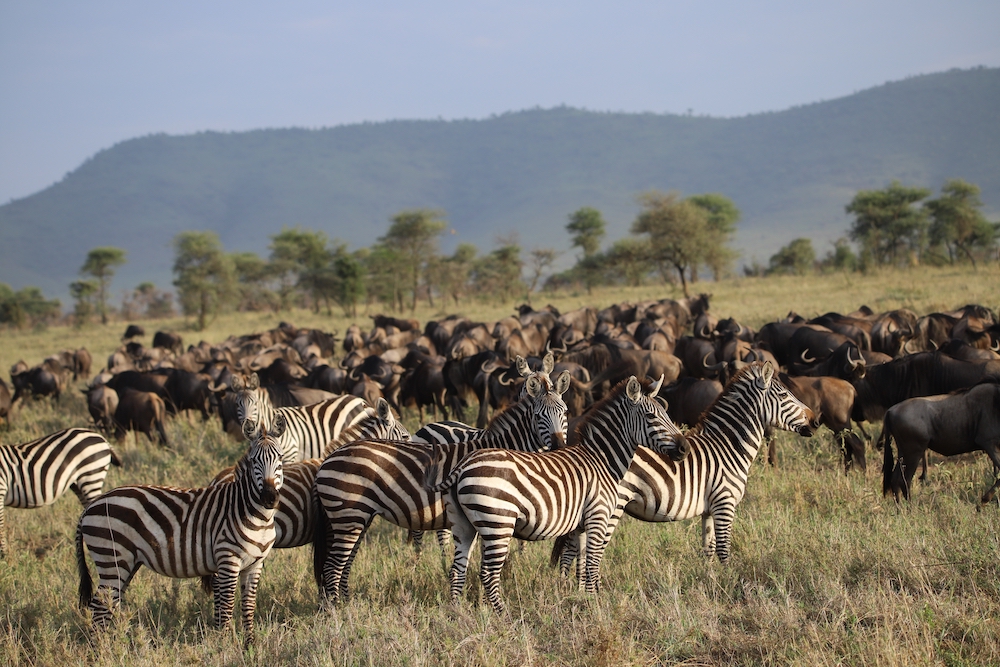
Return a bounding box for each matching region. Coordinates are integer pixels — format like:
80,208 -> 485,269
2,294 -> 1000,645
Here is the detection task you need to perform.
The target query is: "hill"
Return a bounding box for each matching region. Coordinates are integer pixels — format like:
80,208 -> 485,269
1,67 -> 998,301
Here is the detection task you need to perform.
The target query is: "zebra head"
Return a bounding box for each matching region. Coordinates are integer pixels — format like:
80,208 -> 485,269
232,372 -> 264,426
624,375 -> 690,462
241,413 -> 285,509
369,398 -> 411,440
749,362 -> 816,437
524,370 -> 570,450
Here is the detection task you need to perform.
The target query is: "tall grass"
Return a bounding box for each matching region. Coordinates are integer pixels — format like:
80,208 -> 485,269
1,264 -> 999,665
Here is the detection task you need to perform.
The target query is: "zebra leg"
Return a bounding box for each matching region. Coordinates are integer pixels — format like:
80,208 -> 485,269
212,556 -> 241,630
478,532 -> 514,614
710,503 -> 738,563
238,561 -> 264,647
0,498 -> 6,557
409,530 -> 424,555
446,511 -> 478,603
322,522 -> 369,605
701,513 -> 716,559
436,529 -> 451,549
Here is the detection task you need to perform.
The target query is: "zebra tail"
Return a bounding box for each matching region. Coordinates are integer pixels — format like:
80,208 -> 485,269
550,534 -> 570,568
880,414 -> 894,497
427,464 -> 463,494
109,446 -> 123,467
200,575 -> 214,595
312,495 -> 329,594
76,524 -> 93,609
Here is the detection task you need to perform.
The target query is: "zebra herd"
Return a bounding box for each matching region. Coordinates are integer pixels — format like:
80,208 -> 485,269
2,352 -> 817,645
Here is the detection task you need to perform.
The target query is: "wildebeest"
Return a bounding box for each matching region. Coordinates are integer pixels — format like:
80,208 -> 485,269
776,373 -> 863,473
881,381 -> 1000,502
657,377 -> 722,428
152,331 -> 184,355
113,387 -> 169,446
0,377 -> 11,427
122,324 -> 145,340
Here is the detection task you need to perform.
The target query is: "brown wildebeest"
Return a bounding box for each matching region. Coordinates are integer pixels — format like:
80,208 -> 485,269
881,381 -> 1000,502
114,388 -> 169,446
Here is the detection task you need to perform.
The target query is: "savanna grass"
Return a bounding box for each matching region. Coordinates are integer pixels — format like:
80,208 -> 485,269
0,264 -> 998,665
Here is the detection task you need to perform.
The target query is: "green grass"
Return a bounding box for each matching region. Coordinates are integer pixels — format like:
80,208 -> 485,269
1,265 -> 1000,665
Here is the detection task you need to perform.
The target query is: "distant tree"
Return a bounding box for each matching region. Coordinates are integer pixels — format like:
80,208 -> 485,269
604,238 -> 654,286
70,279 -> 98,327
0,284 -> 61,329
566,207 -> 606,257
924,179 -> 998,269
231,252 -> 279,312
472,237 -> 524,303
768,238 -> 816,275
688,193 -> 741,280
631,191 -> 716,297
81,247 -> 126,324
172,231 -> 234,331
379,209 -> 448,311
846,181 -> 930,268
331,250 -> 365,317
428,243 -> 477,307
525,248 -> 558,302
269,227 -> 334,312
820,238 -> 858,273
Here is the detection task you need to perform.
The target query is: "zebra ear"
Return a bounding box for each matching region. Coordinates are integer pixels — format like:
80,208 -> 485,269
247,373 -> 260,390
271,413 -> 287,439
759,361 -> 775,389
554,370 -> 571,396
542,351 -> 554,376
626,376 -> 642,403
515,356 -> 530,378
525,375 -> 542,397
242,419 -> 257,441
231,375 -> 245,392
376,397 -> 392,421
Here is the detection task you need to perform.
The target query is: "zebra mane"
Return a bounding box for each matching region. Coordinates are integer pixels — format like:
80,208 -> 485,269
687,362 -> 766,432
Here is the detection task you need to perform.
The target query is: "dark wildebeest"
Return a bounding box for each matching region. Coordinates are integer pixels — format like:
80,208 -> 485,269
152,331 -> 184,355
881,381 -> 1000,503
85,384 -> 120,435
788,341 -> 867,383
123,324 -> 145,340
776,373 -> 863,473
657,377 -> 722,428
10,360 -> 65,403
113,387 -> 169,446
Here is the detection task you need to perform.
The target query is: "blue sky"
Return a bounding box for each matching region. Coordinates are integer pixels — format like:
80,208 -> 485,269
2,1 -> 998,204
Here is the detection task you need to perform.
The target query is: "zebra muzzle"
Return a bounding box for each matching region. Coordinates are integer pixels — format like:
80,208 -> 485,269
667,434 -> 691,461
260,479 -> 280,508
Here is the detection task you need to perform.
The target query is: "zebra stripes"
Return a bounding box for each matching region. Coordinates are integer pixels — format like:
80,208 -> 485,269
430,375 -> 690,613
76,416 -> 286,646
554,361 -> 816,579
313,370 -> 571,605
230,372 -> 371,463
1,427 -> 121,557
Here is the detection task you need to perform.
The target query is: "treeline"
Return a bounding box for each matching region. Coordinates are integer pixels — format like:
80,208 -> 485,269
1,179 -> 996,332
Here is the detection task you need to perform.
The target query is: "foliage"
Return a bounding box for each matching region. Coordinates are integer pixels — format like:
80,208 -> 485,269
231,252 -> 280,313
471,240 -> 524,303
378,210 -> 448,311
819,237 -> 859,273
768,238 -> 816,276
120,282 -> 175,320
331,251 -> 365,317
80,246 -> 126,325
172,231 -> 235,331
687,193 -> 741,280
566,207 -> 606,258
601,238 -> 655,286
924,179 -> 999,268
846,181 -> 931,268
427,243 -> 477,308
69,279 -> 98,327
268,227 -> 337,313
0,282 -> 61,329
524,248 -> 558,301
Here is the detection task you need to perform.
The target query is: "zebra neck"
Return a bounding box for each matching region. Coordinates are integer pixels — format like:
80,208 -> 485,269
478,402 -> 537,450
576,402 -> 642,480
696,394 -> 767,459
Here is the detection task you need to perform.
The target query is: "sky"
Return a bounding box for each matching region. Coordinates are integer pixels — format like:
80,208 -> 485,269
1,1 -> 999,205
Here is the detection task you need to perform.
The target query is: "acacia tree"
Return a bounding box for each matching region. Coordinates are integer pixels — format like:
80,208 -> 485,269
925,179 -> 998,269
69,279 -> 98,328
688,193 -> 740,280
172,231 -> 234,331
379,209 -> 447,311
846,181 -> 930,268
566,207 -> 607,293
269,227 -> 335,312
631,191 -> 716,297
81,247 -> 126,324
768,238 -> 815,275
525,248 -> 558,302
604,238 -> 654,286
428,243 -> 477,307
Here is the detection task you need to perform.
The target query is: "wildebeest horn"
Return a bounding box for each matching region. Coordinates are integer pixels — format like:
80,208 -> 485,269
497,373 -> 515,386
902,339 -> 918,354
800,349 -> 816,364
848,346 -> 863,369
990,339 -> 1000,353
701,353 -> 716,368
928,339 -> 939,351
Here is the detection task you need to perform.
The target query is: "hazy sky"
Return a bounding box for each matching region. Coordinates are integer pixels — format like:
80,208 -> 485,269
2,1 -> 998,204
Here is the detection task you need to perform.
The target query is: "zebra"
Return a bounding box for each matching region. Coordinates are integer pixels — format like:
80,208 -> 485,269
229,372 -> 371,463
76,416 -> 286,646
0,427 -> 121,557
201,397 -> 410,595
313,369 -> 571,606
428,375 -> 690,614
552,361 -> 817,581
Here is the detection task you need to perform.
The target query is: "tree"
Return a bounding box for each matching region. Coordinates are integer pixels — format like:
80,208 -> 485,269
269,227 -> 335,312
378,209 -> 448,311
566,207 -> 606,257
525,248 -> 558,302
231,252 -> 279,312
924,179 -> 998,269
604,238 -> 654,286
0,284 -> 61,329
81,247 -> 126,324
70,279 -> 98,327
688,193 -> 741,280
472,238 -> 524,303
631,191 -> 715,297
172,231 -> 234,331
331,251 -> 365,317
428,243 -> 477,307
820,238 -> 858,273
768,238 -> 815,275
846,181 -> 931,268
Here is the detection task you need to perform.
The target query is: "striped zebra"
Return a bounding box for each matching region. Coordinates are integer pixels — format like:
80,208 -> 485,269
313,369 -> 571,605
201,398 -> 410,595
553,361 -> 817,580
429,375 -> 690,613
1,427 -> 121,557
230,372 -> 371,463
76,416 -> 286,646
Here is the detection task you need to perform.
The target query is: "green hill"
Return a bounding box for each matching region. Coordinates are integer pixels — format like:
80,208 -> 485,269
2,67 -> 998,301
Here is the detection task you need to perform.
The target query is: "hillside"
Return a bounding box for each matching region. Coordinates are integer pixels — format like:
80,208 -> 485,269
1,67 -> 998,301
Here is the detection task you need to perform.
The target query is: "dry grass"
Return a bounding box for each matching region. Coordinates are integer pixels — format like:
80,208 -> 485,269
1,264 -> 999,666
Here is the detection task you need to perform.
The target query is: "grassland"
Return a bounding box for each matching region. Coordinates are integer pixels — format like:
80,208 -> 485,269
1,264 -> 1000,666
